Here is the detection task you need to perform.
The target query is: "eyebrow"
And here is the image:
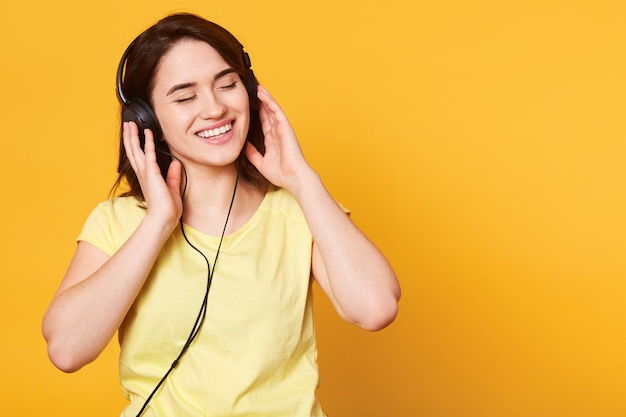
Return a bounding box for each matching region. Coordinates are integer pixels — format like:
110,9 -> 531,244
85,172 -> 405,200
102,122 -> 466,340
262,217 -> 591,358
166,68 -> 238,96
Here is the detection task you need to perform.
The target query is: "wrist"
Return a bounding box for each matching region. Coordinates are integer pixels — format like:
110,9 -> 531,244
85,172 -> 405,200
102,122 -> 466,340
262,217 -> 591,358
284,167 -> 321,201
142,211 -> 180,239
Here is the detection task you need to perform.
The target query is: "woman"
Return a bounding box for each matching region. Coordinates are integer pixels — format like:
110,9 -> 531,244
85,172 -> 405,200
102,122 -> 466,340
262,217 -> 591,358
42,12 -> 400,417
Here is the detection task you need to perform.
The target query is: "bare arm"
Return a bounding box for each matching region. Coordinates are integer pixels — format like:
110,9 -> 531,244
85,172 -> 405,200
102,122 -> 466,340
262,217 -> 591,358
245,86 -> 400,330
42,218 -> 176,372
42,123 -> 183,372
301,172 -> 400,330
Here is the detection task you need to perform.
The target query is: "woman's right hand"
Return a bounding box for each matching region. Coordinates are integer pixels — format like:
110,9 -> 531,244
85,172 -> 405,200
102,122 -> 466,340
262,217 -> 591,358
42,124 -> 185,372
123,121 -> 183,228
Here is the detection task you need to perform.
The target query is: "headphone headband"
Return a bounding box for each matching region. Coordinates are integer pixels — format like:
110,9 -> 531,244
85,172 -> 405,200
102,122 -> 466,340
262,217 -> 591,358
116,40 -> 134,105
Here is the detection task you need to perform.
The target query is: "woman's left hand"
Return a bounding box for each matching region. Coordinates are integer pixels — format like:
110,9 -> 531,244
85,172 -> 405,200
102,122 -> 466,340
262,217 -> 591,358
245,85 -> 312,191
247,89 -> 400,332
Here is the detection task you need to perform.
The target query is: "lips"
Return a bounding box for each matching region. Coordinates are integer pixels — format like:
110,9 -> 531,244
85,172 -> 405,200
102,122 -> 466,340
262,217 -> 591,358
196,121 -> 233,139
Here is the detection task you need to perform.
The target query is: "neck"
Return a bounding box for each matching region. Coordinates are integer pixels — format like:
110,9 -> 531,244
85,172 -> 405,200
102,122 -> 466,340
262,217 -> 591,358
179,165 -> 264,237
181,164 -> 240,209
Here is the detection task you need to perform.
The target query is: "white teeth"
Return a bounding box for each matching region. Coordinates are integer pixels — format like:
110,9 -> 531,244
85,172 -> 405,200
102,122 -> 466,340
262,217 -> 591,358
198,122 -> 232,138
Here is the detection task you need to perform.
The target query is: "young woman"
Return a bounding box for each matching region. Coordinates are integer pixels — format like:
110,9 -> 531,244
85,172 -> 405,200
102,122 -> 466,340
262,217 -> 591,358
42,12 -> 400,417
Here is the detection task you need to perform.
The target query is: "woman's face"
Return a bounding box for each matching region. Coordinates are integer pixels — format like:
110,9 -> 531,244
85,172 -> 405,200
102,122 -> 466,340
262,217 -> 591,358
151,39 -> 250,169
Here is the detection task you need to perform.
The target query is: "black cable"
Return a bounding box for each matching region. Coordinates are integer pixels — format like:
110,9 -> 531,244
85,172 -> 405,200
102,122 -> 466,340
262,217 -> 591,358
135,156 -> 239,416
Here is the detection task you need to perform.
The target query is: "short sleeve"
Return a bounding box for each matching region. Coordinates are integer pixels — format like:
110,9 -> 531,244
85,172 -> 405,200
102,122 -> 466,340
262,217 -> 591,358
77,197 -> 145,257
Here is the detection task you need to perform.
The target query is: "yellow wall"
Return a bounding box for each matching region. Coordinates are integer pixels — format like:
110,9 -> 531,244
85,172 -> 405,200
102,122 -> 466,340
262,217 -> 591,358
1,1 -> 625,416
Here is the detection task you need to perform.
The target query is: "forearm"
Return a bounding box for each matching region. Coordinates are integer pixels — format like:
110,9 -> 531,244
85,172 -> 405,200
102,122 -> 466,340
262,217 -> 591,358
289,169 -> 401,330
42,215 -> 176,372
247,86 -> 399,328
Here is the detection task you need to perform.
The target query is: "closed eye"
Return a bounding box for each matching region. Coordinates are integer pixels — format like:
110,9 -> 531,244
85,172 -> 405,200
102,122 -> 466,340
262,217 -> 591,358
218,81 -> 238,90
175,95 -> 195,103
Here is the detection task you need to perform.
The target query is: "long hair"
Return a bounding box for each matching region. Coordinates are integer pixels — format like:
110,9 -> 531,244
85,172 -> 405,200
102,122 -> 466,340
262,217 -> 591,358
112,13 -> 268,199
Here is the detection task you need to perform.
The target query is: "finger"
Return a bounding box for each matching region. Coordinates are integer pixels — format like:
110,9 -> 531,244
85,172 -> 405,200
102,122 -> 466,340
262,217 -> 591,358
257,85 -> 287,121
258,101 -> 273,136
143,128 -> 158,166
257,84 -> 276,102
123,121 -> 142,173
165,158 -> 183,196
245,142 -> 263,170
125,121 -> 142,150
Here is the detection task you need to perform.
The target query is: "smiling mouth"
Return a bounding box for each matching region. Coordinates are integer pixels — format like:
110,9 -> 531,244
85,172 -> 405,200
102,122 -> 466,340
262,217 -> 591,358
197,122 -> 232,139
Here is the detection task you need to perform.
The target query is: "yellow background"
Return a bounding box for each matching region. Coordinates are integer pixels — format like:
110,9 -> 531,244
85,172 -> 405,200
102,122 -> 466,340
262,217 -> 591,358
1,0 -> 625,416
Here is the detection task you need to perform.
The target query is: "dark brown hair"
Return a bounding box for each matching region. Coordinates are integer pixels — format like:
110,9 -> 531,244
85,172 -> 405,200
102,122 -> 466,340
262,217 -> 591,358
112,13 -> 268,199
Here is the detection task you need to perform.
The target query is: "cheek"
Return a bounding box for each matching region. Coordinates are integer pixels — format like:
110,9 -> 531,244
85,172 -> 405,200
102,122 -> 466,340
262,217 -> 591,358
154,107 -> 190,140
234,90 -> 251,134
239,112 -> 251,139
234,88 -> 251,115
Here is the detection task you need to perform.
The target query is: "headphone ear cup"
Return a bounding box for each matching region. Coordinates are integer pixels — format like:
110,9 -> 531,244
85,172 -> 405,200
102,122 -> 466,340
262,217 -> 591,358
122,99 -> 163,144
245,68 -> 259,111
240,51 -> 259,111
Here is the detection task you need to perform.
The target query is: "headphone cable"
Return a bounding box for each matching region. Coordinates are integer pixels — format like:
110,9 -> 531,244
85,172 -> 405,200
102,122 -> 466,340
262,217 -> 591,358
135,157 -> 240,416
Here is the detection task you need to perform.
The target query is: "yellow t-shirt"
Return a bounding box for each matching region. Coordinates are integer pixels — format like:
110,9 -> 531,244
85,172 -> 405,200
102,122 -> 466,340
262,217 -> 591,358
78,188 -> 326,417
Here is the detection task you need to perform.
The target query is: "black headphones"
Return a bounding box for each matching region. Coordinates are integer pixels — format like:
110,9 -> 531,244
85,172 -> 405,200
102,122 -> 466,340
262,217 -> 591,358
116,39 -> 258,143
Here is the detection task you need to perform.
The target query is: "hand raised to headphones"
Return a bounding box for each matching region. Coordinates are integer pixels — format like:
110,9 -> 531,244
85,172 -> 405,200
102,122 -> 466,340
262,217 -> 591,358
123,121 -> 183,230
245,85 -> 312,193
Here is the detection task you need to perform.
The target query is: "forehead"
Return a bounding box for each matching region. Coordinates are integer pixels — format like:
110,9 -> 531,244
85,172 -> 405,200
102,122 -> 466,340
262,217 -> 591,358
152,39 -> 231,89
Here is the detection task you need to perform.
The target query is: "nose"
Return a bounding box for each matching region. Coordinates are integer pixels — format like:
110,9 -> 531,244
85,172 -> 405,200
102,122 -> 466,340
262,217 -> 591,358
199,91 -> 227,119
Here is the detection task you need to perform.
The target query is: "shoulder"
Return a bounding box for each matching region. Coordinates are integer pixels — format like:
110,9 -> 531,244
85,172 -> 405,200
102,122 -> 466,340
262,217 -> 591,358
86,196 -> 146,224
264,187 -> 350,216
79,196 -> 146,255
263,187 -> 306,220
